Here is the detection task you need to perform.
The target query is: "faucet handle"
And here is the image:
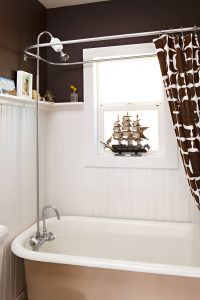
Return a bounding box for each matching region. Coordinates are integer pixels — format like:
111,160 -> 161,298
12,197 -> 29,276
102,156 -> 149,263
29,235 -> 44,251
42,231 -> 55,241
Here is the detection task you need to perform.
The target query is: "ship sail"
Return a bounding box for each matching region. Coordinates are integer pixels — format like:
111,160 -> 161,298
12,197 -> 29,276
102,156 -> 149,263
122,113 -> 133,145
112,115 -> 123,142
132,115 -> 149,142
138,127 -> 149,140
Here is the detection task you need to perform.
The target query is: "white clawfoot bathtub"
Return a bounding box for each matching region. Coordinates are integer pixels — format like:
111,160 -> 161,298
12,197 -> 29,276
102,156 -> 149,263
12,216 -> 200,300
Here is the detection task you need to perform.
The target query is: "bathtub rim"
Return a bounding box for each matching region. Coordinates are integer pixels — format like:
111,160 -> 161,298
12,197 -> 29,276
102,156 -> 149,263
11,216 -> 200,278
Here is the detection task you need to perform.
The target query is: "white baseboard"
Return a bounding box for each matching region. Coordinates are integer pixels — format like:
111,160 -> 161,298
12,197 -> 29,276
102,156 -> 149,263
15,289 -> 27,300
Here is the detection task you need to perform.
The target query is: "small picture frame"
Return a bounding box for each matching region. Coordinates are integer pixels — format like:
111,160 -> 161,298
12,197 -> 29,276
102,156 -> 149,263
17,70 -> 33,99
0,77 -> 15,94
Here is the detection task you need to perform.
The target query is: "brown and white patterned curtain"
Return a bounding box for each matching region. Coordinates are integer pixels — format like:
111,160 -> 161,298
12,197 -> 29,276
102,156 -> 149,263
153,33 -> 200,209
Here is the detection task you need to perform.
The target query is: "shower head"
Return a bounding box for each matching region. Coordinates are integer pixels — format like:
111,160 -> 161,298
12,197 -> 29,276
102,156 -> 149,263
60,51 -> 69,62
50,37 -> 63,52
50,37 -> 70,62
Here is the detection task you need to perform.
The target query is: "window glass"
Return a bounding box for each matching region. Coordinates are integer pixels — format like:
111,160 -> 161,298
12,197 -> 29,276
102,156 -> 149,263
97,56 -> 163,104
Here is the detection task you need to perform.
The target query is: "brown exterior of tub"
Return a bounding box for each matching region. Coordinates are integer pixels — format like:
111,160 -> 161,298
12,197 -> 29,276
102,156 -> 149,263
24,259 -> 200,300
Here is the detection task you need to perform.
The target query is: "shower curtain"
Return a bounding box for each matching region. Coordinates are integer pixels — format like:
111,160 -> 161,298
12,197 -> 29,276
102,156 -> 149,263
153,33 -> 200,209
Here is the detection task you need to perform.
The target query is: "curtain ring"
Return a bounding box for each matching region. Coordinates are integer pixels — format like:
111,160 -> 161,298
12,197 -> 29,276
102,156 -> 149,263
194,25 -> 197,36
171,27 -> 174,37
181,26 -> 184,38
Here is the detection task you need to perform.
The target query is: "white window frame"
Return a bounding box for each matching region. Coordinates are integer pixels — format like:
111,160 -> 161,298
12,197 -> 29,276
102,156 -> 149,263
83,43 -> 178,169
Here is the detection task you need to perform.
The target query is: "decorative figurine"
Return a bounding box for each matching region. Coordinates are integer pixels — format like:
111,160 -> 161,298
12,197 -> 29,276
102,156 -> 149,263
8,89 -> 17,96
100,113 -> 150,156
69,85 -> 78,102
44,90 -> 55,102
32,89 -> 41,100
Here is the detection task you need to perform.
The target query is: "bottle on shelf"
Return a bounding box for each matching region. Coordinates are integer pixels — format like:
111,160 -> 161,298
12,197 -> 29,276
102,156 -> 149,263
69,85 -> 78,102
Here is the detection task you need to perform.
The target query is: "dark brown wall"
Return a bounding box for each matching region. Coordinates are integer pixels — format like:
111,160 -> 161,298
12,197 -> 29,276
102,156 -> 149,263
0,0 -> 47,95
47,0 -> 200,102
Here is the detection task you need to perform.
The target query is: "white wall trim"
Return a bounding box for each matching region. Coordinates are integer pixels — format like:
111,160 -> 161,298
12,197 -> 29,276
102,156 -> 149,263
53,102 -> 84,110
0,94 -> 83,111
0,94 -> 52,110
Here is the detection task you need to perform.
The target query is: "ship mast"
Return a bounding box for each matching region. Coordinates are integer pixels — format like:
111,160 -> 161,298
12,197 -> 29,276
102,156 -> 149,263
122,112 -> 133,146
132,114 -> 149,146
112,115 -> 122,144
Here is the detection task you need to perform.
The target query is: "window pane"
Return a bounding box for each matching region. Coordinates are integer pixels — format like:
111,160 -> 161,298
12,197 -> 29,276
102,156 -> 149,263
103,110 -> 159,151
97,56 -> 163,104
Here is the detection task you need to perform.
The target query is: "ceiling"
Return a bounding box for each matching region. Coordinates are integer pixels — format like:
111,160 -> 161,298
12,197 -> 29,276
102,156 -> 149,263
38,0 -> 110,9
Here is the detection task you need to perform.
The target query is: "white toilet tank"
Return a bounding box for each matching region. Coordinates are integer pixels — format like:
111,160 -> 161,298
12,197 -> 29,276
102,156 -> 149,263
0,225 -> 9,278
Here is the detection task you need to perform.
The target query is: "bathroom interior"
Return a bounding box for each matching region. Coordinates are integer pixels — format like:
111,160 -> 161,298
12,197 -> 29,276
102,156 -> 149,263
0,0 -> 200,299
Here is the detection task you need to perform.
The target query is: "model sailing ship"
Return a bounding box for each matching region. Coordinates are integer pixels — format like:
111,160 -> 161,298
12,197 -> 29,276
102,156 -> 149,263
101,113 -> 150,156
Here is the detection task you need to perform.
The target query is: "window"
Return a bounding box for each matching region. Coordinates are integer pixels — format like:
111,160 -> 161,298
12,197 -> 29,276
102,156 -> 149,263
83,43 -> 178,168
96,55 -> 163,155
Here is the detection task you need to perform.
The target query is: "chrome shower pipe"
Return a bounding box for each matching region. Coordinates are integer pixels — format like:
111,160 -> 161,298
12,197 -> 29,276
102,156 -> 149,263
35,31 -> 53,239
24,26 -> 199,66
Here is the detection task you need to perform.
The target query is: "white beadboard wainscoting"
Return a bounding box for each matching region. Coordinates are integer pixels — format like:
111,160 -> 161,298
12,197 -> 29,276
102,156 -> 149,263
47,106 -> 195,223
0,94 -> 197,300
0,97 -> 48,300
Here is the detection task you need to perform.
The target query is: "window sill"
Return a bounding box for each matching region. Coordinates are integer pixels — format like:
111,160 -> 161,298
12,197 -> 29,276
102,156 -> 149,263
85,151 -> 179,169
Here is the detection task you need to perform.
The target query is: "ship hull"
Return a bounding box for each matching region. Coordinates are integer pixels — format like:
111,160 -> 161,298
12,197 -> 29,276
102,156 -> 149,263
110,145 -> 147,155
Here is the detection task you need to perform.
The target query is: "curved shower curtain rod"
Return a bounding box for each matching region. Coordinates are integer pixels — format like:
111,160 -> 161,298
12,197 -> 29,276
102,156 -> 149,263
31,25 -> 200,243
25,26 -> 199,66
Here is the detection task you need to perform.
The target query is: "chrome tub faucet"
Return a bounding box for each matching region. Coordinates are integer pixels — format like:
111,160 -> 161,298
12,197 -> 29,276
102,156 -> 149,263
29,205 -> 60,251
42,205 -> 60,240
